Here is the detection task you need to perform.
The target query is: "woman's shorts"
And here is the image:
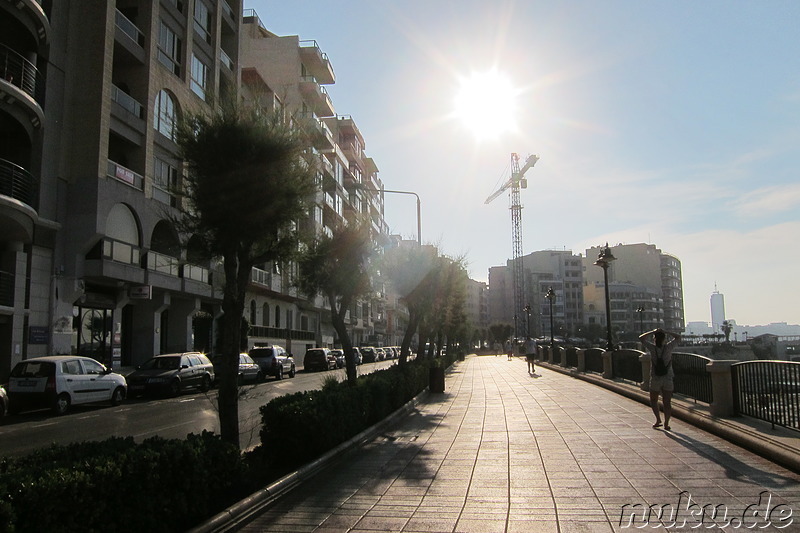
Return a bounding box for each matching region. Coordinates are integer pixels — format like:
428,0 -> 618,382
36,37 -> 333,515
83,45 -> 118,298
650,374 -> 674,393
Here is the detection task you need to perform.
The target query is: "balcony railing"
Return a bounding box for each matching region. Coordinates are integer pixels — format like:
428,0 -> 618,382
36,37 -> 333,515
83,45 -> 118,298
107,159 -> 144,190
115,9 -> 145,47
0,43 -> 45,104
0,270 -> 14,307
102,238 -> 140,265
147,251 -> 180,276
734,360 -> 800,431
219,48 -> 233,71
183,263 -> 209,283
251,267 -> 272,287
111,84 -> 144,119
0,158 -> 38,209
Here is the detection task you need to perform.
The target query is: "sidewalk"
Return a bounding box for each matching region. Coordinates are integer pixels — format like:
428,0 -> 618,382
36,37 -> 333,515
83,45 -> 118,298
223,355 -> 800,532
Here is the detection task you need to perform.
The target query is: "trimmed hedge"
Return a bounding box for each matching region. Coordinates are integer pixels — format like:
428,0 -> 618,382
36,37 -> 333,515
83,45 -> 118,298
259,356 -> 445,466
0,432 -> 247,533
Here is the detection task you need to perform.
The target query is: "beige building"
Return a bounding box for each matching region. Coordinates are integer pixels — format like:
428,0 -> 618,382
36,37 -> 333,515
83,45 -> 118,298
583,243 -> 685,341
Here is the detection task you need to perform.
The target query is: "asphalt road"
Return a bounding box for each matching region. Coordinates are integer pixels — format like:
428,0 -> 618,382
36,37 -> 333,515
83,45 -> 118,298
0,360 -> 396,457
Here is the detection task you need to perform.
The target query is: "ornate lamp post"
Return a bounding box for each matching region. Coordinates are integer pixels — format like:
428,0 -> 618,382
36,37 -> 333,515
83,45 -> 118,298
523,304 -> 532,339
545,287 -> 555,347
593,243 -> 616,351
636,305 -> 644,333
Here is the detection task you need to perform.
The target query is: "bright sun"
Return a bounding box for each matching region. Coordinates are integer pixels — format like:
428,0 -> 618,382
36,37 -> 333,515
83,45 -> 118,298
454,69 -> 517,140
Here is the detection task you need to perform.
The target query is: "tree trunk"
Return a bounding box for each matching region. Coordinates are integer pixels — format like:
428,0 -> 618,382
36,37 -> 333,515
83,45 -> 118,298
399,310 -> 421,366
330,306 -> 356,385
217,250 -> 245,448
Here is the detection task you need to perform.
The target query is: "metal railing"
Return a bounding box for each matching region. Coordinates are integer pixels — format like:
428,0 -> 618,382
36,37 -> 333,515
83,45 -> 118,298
102,238 -> 140,266
612,350 -> 643,383
182,263 -> 209,283
0,270 -> 14,307
0,158 -> 38,209
0,43 -> 45,104
147,251 -> 180,276
733,360 -> 800,431
107,159 -> 144,190
672,352 -> 713,404
584,348 -> 604,373
115,9 -> 145,47
111,84 -> 144,119
566,347 -> 579,368
249,325 -> 315,342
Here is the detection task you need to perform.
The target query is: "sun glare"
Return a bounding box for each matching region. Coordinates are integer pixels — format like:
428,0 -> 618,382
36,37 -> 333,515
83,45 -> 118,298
454,69 -> 517,140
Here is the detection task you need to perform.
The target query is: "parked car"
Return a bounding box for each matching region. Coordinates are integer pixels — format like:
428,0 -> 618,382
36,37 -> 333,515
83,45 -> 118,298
383,347 -> 396,359
250,345 -> 295,380
375,347 -> 386,361
7,355 -> 127,415
212,353 -> 263,385
350,347 -> 363,365
304,348 -> 336,372
0,384 -> 8,418
360,347 -> 377,363
126,352 -> 215,397
330,349 -> 346,369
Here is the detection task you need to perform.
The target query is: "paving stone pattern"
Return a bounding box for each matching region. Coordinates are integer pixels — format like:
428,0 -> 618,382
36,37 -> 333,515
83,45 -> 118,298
239,356 -> 800,532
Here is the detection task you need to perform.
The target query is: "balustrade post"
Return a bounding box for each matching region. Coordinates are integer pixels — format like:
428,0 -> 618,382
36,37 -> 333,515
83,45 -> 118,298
558,346 -> 567,367
707,360 -> 737,417
577,349 -> 586,373
639,352 -> 651,392
602,349 -> 613,379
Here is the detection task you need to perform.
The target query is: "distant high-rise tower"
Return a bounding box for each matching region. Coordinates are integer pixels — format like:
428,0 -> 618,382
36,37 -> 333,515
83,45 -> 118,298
710,286 -> 726,333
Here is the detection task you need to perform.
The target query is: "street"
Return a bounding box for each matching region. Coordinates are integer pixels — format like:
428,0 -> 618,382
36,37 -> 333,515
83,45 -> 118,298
0,360 -> 396,457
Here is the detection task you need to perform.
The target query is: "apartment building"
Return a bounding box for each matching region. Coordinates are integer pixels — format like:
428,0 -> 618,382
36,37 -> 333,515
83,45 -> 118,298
464,278 -> 488,347
237,10 -> 394,354
583,243 -> 685,340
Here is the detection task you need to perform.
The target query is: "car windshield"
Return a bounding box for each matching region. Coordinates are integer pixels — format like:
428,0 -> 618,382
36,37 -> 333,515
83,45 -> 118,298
140,357 -> 180,370
250,348 -> 273,359
11,361 -> 55,378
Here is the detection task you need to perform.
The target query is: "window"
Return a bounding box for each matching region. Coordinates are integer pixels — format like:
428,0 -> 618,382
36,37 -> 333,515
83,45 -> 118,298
153,157 -> 179,207
262,303 -> 269,326
157,21 -> 181,75
193,1 -> 211,43
250,300 -> 257,325
274,306 -> 281,328
154,90 -> 177,140
62,360 -> 83,375
190,54 -> 209,100
83,359 -> 104,375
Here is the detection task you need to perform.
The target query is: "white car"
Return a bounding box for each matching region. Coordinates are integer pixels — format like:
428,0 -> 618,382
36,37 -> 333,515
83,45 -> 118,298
8,355 -> 127,415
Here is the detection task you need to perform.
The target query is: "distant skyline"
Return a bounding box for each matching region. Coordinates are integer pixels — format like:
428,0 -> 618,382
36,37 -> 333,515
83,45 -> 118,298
248,1 -> 800,326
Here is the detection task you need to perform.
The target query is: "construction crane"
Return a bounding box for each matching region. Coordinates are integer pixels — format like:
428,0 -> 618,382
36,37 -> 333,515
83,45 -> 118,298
485,153 -> 540,340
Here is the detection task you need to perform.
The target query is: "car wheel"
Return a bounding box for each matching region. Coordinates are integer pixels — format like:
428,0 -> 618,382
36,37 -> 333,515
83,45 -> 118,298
53,393 -> 71,415
110,387 -> 125,406
256,371 -> 264,382
200,375 -> 211,392
276,366 -> 283,380
288,365 -> 296,378
169,379 -> 181,397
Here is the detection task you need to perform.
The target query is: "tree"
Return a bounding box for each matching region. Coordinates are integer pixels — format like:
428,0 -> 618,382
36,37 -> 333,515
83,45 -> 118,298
381,244 -> 441,364
297,219 -> 375,385
175,103 -> 315,448
721,320 -> 733,343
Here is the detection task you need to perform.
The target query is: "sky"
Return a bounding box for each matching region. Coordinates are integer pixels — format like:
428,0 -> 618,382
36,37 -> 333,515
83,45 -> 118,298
246,0 -> 800,327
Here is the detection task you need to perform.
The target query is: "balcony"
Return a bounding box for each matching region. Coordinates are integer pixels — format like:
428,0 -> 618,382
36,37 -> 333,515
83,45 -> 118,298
300,115 -> 335,151
113,9 -> 146,63
0,43 -> 45,129
6,0 -> 50,50
107,159 -> 144,190
110,84 -> 144,119
220,48 -> 233,71
147,251 -> 179,276
0,158 -> 38,210
299,40 -> 335,85
299,76 -> 335,117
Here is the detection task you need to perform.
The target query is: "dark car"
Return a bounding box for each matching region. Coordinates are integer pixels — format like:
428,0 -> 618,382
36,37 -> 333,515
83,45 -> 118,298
0,384 -> 7,418
360,347 -> 377,363
126,352 -> 215,397
304,348 -> 336,372
212,353 -> 263,385
350,347 -> 363,365
249,345 -> 295,380
330,349 -> 346,369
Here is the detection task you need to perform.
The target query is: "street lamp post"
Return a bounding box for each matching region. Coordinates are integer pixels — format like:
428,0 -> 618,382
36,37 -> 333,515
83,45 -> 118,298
523,304 -> 532,340
380,188 -> 422,246
593,243 -> 616,351
545,287 -> 555,347
636,305 -> 644,333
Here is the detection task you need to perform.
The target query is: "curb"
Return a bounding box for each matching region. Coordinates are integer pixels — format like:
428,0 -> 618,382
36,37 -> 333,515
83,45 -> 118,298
189,391 -> 430,533
537,361 -> 800,474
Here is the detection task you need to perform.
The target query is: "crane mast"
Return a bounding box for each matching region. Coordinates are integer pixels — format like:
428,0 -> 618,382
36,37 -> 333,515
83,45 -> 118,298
485,153 -> 540,340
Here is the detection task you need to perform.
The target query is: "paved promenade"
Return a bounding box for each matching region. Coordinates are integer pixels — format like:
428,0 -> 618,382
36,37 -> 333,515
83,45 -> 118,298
233,355 -> 800,532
